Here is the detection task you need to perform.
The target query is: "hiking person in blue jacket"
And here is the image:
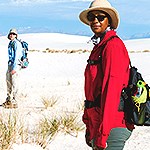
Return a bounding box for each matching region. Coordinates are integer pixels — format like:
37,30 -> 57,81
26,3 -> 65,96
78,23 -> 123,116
2,28 -> 23,108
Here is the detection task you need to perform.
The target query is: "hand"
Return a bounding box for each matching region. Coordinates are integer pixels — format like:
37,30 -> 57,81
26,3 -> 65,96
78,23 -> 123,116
11,70 -> 16,75
85,132 -> 92,147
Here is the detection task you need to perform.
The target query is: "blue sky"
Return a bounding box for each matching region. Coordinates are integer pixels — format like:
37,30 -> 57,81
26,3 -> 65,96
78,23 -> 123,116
0,0 -> 149,39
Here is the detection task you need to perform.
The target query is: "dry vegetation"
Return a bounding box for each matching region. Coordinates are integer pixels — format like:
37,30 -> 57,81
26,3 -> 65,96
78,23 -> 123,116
128,49 -> 150,53
29,48 -> 150,54
0,95 -> 85,150
41,96 -> 58,109
29,49 -> 91,54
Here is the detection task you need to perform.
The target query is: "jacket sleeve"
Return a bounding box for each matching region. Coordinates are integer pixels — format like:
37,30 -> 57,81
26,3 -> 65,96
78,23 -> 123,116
95,39 -> 129,148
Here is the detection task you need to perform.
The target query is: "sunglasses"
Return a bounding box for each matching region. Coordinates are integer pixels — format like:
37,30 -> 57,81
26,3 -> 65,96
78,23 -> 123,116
87,13 -> 107,22
9,33 -> 16,35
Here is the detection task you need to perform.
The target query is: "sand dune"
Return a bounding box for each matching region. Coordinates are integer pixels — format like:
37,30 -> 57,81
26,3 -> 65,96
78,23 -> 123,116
0,33 -> 150,150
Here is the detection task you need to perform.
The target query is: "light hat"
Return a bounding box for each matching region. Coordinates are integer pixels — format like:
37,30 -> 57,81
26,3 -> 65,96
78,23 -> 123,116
8,28 -> 18,39
79,0 -> 120,29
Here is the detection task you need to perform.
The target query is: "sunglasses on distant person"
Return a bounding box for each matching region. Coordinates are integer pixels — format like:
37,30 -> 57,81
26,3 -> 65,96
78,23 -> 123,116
10,33 -> 16,35
87,13 -> 107,22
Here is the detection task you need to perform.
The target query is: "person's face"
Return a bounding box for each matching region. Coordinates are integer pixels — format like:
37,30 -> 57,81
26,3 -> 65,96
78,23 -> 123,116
87,10 -> 110,37
9,33 -> 17,41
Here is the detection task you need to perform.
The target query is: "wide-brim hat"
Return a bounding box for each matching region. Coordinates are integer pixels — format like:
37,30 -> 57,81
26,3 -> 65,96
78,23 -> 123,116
79,0 -> 120,29
7,28 -> 18,39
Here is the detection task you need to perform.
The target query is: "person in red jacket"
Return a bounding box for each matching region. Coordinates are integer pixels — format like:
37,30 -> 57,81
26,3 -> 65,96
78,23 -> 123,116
79,0 -> 134,149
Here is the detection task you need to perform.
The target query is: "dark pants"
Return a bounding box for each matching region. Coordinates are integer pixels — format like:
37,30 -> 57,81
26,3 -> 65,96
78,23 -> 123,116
105,128 -> 132,150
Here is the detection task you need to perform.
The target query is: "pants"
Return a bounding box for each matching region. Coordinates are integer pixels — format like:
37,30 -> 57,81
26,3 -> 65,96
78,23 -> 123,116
105,128 -> 132,150
6,66 -> 21,101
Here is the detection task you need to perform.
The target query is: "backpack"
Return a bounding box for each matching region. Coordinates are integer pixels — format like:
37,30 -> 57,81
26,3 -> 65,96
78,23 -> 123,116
18,39 -> 29,68
121,64 -> 150,126
98,35 -> 150,126
97,35 -> 150,126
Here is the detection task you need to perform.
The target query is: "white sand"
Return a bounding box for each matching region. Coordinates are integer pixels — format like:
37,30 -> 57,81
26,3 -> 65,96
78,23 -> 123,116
0,33 -> 150,150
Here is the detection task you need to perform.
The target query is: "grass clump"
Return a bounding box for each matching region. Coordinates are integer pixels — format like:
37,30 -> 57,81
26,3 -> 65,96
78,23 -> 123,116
60,113 -> 84,137
0,111 -> 84,149
34,112 -> 84,148
36,117 -> 60,149
0,114 -> 17,150
0,95 -> 84,149
41,96 -> 58,109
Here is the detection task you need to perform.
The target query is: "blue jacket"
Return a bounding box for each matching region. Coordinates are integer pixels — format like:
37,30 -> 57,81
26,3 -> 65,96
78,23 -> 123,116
8,38 -> 23,70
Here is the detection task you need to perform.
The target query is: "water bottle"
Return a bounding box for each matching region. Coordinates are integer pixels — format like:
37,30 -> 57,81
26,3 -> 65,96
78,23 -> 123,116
135,87 -> 143,97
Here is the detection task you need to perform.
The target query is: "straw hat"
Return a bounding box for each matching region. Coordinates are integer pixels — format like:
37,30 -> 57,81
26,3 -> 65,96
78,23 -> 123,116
79,0 -> 120,29
8,28 -> 18,39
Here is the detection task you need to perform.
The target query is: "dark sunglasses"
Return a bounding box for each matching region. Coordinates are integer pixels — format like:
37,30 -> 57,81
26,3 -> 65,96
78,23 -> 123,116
9,33 -> 16,35
87,13 -> 107,22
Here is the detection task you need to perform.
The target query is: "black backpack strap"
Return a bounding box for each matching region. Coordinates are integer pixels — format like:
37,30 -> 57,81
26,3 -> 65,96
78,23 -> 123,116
129,60 -> 132,68
87,35 -> 119,65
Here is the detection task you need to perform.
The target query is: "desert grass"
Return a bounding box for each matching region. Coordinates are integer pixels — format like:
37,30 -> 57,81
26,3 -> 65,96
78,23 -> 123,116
35,112 -> 84,148
41,96 -> 58,109
0,98 -> 84,149
35,117 -> 60,149
0,113 -> 84,149
60,113 -> 84,137
143,49 -> 150,52
129,49 -> 150,53
0,112 -> 29,150
29,49 -> 150,54
44,48 -> 91,54
0,113 -> 18,150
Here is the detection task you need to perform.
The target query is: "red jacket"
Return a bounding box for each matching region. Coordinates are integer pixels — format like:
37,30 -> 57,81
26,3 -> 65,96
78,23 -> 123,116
83,30 -> 134,148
